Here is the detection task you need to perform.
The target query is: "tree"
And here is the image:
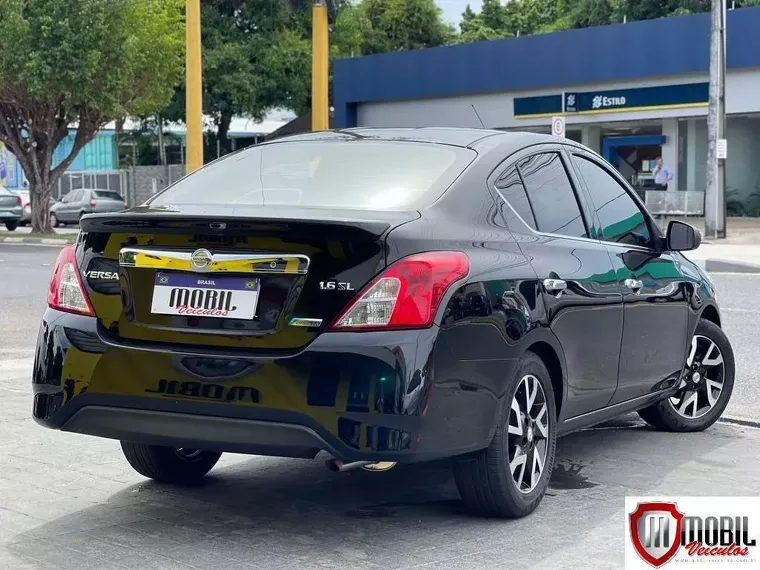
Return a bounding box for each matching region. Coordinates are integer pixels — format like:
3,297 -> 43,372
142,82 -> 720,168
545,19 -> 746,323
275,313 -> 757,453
162,0 -> 311,157
0,0 -> 183,233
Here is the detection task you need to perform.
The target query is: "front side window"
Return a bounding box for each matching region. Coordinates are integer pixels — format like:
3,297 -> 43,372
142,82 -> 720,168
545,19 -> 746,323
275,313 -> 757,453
150,140 -> 476,211
573,155 -> 652,248
517,153 -> 587,238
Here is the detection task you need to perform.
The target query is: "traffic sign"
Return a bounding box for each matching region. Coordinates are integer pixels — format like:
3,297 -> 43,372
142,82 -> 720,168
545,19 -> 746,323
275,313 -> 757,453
717,138 -> 728,159
552,116 -> 566,138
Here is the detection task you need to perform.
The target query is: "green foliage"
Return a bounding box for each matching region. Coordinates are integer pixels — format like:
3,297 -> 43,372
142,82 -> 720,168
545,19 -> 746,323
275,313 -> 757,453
0,0 -> 184,232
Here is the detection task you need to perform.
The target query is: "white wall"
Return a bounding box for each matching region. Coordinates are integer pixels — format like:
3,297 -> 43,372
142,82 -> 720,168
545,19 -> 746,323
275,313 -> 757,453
356,70 -> 760,130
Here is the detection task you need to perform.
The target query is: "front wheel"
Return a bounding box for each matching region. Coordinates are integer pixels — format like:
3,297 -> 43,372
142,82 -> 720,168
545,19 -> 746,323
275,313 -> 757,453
120,442 -> 222,484
638,318 -> 735,432
49,213 -> 59,228
453,352 -> 557,518
5,221 -> 18,231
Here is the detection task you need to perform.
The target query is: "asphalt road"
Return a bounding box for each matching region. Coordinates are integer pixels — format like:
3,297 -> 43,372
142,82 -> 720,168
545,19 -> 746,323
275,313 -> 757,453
2,243 -> 760,570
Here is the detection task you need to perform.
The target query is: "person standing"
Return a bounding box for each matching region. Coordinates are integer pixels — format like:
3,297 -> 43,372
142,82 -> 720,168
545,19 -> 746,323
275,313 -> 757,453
653,156 -> 674,190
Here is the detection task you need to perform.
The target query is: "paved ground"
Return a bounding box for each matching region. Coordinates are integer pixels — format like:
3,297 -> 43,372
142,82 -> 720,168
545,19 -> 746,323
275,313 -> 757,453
2,243 -> 760,569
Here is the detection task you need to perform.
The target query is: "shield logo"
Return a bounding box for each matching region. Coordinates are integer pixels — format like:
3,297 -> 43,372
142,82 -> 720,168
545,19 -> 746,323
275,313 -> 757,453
629,502 -> 684,568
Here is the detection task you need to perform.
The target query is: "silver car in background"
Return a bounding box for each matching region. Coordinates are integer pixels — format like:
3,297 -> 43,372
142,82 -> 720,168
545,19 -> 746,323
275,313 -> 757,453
0,186 -> 22,231
17,190 -> 58,226
50,189 -> 127,227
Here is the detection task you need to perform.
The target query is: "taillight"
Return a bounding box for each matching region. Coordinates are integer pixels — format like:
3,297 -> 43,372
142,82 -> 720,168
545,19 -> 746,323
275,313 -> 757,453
329,251 -> 469,331
47,245 -> 94,316
123,203 -> 129,209
16,195 -> 22,207
89,200 -> 96,208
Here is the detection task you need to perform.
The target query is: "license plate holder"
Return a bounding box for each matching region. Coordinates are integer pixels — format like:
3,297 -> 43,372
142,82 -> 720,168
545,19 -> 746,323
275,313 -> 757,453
150,272 -> 260,320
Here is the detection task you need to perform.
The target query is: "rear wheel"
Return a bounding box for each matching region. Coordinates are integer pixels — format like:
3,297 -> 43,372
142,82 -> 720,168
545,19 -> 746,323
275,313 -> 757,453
453,352 -> 557,518
5,221 -> 18,231
120,442 -> 222,484
638,318 -> 734,432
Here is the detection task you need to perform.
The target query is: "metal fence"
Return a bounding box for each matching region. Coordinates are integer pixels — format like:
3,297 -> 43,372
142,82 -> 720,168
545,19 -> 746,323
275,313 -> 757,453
644,190 -> 705,217
55,170 -> 128,200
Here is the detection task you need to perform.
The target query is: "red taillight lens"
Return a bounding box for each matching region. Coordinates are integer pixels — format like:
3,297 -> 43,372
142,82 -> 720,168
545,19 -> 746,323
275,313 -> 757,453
16,195 -> 22,207
47,246 -> 94,316
124,203 -> 129,209
89,200 -> 96,208
329,251 -> 469,331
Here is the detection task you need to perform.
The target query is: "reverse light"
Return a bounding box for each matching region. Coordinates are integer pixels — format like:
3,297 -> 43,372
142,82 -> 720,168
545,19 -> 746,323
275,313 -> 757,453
329,251 -> 469,331
47,245 -> 94,316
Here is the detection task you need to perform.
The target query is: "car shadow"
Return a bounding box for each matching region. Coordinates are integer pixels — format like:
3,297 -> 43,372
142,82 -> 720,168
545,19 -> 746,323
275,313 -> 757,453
7,415 -> 735,569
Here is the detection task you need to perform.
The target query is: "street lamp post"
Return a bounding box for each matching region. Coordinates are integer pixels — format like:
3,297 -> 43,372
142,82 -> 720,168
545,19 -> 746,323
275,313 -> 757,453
311,0 -> 329,132
186,0 -> 204,173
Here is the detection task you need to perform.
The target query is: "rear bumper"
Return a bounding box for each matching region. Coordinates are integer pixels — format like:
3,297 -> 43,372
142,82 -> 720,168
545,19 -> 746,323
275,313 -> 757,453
0,208 -> 21,221
32,308 -> 509,462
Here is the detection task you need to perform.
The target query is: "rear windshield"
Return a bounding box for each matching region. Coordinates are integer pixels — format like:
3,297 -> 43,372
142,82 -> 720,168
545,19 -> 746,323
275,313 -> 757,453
150,140 -> 476,210
93,191 -> 124,201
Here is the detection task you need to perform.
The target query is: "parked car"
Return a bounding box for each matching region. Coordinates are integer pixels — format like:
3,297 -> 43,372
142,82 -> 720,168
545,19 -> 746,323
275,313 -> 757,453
35,128 -> 733,519
0,185 -> 22,230
50,189 -> 127,227
17,190 -> 58,226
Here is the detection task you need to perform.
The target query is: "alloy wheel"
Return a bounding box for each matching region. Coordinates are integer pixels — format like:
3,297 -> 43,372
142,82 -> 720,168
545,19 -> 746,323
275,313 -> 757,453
507,374 -> 550,494
669,334 -> 725,420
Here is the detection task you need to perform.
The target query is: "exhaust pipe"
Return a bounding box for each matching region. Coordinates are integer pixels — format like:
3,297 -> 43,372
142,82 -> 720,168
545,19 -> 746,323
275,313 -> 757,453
325,460 -> 373,472
325,459 -> 398,473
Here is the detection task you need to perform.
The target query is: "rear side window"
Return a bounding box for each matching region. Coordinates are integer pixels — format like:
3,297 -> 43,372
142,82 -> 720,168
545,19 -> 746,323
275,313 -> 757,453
93,191 -> 124,201
517,153 -> 587,238
494,167 -> 537,231
150,140 -> 476,211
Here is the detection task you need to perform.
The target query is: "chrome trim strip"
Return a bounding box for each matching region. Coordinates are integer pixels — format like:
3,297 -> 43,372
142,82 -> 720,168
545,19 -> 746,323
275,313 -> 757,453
118,247 -> 310,275
288,318 -> 323,328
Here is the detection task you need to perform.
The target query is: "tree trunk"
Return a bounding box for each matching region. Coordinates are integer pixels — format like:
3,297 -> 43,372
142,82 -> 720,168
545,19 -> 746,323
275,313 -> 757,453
157,115 -> 167,166
217,113 -> 232,157
30,179 -> 55,234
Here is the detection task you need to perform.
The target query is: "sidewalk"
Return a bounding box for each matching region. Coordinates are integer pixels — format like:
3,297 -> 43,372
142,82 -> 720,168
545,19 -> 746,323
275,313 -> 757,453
660,217 -> 760,273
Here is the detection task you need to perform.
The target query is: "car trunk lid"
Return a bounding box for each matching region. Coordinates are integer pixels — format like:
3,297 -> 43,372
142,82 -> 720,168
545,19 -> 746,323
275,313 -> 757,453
78,205 -> 418,354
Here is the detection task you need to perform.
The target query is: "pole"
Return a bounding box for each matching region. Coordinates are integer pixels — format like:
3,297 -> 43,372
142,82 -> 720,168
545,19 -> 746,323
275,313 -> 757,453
186,0 -> 204,173
311,0 -> 329,131
705,0 -> 724,239
719,0 -> 727,236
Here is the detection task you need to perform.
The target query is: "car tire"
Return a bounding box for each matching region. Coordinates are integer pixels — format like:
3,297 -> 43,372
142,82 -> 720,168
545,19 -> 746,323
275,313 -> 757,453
638,318 -> 735,433
5,222 -> 18,231
49,213 -> 59,228
453,351 -> 557,518
120,442 -> 222,484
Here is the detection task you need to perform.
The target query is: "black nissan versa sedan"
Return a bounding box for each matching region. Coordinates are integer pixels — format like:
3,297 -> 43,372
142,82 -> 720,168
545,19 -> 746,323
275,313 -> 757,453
34,128 -> 734,518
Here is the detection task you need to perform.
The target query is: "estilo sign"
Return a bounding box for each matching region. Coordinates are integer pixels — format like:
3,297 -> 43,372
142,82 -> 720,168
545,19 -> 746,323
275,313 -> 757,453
625,497 -> 759,569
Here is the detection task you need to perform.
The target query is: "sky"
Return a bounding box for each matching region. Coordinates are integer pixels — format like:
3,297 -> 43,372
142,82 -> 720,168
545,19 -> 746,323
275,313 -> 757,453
437,0 -> 481,25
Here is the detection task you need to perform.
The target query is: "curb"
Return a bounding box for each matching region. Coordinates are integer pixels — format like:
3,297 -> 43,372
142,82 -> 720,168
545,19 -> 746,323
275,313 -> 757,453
0,236 -> 75,246
704,259 -> 760,274
719,415 -> 760,429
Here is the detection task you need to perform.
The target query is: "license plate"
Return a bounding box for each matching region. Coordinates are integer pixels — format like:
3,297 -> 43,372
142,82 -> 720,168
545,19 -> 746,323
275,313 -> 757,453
151,273 -> 260,320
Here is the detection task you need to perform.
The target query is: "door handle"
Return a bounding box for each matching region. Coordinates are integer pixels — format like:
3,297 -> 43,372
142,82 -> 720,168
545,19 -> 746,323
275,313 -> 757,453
543,278 -> 567,297
624,278 -> 643,293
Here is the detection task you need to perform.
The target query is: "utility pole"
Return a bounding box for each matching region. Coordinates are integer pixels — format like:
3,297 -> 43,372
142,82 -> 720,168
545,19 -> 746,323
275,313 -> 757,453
311,0 -> 329,131
705,0 -> 727,239
186,0 -> 204,173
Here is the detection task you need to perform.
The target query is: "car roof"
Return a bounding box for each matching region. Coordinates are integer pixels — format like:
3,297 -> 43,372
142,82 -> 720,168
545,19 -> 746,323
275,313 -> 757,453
263,127 -> 561,151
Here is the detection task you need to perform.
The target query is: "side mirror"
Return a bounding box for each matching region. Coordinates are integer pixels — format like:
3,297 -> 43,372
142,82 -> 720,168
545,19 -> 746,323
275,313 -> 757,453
666,220 -> 701,251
